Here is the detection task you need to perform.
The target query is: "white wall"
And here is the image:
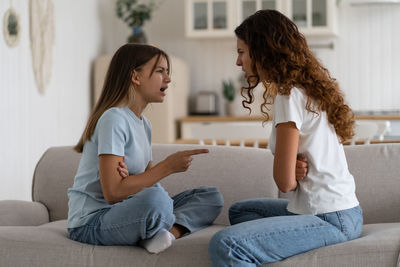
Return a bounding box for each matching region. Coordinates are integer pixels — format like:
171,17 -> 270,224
320,3 -> 400,111
0,0 -> 103,200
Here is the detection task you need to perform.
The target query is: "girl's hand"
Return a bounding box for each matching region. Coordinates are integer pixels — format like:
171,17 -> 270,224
163,149 -> 209,174
118,157 -> 129,178
296,155 -> 308,181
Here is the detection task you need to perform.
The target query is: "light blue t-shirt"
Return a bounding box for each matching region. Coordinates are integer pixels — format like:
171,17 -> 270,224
67,107 -> 152,228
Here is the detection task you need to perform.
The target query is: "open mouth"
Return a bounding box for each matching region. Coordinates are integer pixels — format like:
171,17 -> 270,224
160,87 -> 167,92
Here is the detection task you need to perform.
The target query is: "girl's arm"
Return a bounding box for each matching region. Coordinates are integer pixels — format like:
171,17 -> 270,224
118,160 -> 152,178
99,149 -> 208,204
273,121 -> 300,193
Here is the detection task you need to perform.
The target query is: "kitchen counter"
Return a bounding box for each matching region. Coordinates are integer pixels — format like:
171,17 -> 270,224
179,115 -> 400,122
177,115 -> 400,145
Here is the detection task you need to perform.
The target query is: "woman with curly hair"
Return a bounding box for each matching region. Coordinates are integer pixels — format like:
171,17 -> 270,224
209,10 -> 362,266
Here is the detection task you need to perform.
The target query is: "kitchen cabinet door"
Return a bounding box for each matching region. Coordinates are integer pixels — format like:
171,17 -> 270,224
287,0 -> 338,36
186,0 -> 235,37
237,0 -> 284,23
185,0 -> 338,38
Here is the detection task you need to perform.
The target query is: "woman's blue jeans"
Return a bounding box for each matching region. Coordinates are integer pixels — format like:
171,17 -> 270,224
68,186 -> 223,246
209,198 -> 363,267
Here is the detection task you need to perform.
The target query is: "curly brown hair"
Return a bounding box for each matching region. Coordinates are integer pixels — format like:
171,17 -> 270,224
235,10 -> 354,143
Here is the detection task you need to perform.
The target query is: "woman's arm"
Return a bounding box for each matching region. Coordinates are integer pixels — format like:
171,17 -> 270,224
273,122 -> 300,193
99,149 -> 208,204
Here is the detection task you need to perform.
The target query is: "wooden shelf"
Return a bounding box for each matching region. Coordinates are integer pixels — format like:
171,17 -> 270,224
179,116 -> 268,122
353,115 -> 400,120
174,138 -> 400,148
179,115 -> 400,123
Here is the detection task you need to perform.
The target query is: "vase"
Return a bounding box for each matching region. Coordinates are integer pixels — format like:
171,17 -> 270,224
226,100 -> 248,116
128,27 -> 147,44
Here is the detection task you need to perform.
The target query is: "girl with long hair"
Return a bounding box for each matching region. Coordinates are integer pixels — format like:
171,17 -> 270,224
67,43 -> 223,254
209,10 -> 362,266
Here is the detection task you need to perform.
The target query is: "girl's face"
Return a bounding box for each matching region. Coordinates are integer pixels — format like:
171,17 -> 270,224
236,38 -> 254,79
132,55 -> 171,104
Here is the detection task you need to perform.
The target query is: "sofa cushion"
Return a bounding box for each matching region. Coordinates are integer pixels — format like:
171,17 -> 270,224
32,144 -> 400,226
33,146 -> 81,221
33,145 -> 279,225
0,220 -> 399,267
344,144 -> 400,224
0,220 -> 223,267
152,144 -> 279,225
267,223 -> 400,267
0,200 -> 49,226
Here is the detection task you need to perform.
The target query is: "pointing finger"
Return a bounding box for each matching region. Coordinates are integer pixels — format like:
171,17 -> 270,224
184,149 -> 209,156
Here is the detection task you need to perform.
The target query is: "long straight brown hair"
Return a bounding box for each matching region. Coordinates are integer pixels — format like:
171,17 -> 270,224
74,43 -> 170,152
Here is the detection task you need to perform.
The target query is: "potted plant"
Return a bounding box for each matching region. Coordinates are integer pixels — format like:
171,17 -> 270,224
222,79 -> 236,116
116,0 -> 162,44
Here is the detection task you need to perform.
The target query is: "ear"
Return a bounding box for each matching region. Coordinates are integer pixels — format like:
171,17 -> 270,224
131,70 -> 141,86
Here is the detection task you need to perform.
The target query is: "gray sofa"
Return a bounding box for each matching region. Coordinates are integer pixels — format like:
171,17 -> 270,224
1,144 -> 400,267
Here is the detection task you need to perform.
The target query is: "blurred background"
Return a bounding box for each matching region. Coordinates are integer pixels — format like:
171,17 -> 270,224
1,0 -> 399,201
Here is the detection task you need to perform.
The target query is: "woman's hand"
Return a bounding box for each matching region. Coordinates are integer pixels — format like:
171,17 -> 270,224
118,157 -> 129,178
296,155 -> 308,181
163,149 -> 209,174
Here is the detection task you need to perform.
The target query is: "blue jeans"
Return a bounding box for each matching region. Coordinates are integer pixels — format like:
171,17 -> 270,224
209,198 -> 363,267
68,186 -> 223,245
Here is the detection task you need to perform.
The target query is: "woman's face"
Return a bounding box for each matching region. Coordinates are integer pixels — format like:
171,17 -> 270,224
236,38 -> 254,79
133,55 -> 171,104
236,37 -> 267,82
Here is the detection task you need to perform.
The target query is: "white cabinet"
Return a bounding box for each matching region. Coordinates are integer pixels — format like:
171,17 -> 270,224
185,0 -> 235,37
178,116 -> 272,147
185,0 -> 337,38
237,0 -> 283,22
287,0 -> 338,36
177,116 -> 399,147
181,121 -> 272,140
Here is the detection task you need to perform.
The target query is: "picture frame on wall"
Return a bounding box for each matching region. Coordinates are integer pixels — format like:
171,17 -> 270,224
3,8 -> 21,47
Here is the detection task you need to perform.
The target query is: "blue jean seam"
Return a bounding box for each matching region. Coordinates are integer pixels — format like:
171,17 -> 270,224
85,215 -> 173,232
336,211 -> 348,239
175,190 -> 222,207
220,223 -> 332,263
174,215 -> 193,232
230,207 -> 283,218
143,216 -> 175,237
226,222 -> 329,248
173,189 -> 203,203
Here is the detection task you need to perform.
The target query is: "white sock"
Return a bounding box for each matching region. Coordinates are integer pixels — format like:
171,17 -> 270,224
139,229 -> 175,254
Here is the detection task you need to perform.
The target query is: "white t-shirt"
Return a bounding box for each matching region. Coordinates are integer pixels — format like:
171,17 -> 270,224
269,87 -> 359,215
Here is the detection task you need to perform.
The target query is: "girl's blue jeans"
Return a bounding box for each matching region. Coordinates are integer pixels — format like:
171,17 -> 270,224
68,186 -> 223,246
209,198 -> 363,267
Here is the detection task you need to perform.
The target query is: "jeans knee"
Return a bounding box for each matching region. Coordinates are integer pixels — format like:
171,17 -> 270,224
136,187 -> 174,224
205,186 -> 224,208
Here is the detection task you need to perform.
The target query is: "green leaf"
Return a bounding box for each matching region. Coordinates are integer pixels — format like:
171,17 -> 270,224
115,0 -> 161,28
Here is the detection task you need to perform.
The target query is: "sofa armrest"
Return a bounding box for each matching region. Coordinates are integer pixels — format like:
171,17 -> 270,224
0,200 -> 49,226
